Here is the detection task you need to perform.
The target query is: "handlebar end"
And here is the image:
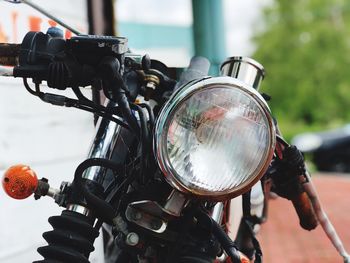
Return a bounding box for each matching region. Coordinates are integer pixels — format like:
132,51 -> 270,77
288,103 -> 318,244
0,43 -> 20,66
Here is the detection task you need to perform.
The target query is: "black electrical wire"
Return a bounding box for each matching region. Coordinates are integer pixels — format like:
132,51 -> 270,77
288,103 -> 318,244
75,157 -> 141,225
130,103 -> 151,183
195,209 -> 242,263
104,156 -> 141,209
94,219 -> 104,232
23,78 -> 40,96
99,57 -> 140,137
139,103 -> 155,129
23,80 -> 130,129
113,88 -> 140,136
105,173 -> 136,205
71,86 -> 131,129
72,86 -> 113,114
93,157 -> 141,231
98,164 -> 140,230
74,158 -> 125,222
35,82 -> 41,93
73,86 -> 116,116
73,103 -> 130,129
103,177 -> 117,196
131,104 -> 149,146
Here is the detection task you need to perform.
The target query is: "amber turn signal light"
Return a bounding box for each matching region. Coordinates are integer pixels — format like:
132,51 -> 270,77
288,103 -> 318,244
239,252 -> 251,263
2,164 -> 38,199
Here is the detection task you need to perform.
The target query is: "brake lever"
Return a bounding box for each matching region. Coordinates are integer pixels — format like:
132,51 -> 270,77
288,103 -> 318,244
276,135 -> 350,262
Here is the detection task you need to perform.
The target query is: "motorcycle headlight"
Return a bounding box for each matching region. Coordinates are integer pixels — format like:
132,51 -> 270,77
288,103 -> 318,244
154,77 -> 276,200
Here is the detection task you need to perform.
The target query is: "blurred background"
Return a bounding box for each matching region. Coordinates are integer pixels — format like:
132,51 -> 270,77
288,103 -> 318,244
0,0 -> 349,262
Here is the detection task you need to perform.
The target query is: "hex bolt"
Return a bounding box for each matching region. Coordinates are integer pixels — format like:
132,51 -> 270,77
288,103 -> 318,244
125,232 -> 139,246
146,81 -> 156,90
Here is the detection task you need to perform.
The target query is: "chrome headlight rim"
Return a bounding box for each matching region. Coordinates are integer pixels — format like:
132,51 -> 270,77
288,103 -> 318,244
154,76 -> 276,201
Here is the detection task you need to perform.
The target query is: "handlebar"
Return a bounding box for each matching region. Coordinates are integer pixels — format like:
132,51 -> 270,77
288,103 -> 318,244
275,136 -> 319,231
0,43 -> 20,66
291,191 -> 318,230
175,56 -> 210,90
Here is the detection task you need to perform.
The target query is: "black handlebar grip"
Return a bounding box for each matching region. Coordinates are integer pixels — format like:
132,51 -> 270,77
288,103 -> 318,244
0,43 -> 20,66
175,56 -> 210,90
291,191 -> 318,230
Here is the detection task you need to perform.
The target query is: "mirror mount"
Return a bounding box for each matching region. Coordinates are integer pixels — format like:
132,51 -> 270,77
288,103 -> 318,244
4,0 -> 21,3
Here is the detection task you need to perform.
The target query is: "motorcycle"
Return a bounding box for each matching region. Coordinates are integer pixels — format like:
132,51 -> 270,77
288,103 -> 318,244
0,1 -> 349,262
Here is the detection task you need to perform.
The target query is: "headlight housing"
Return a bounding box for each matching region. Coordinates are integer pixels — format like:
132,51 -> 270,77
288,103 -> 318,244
154,77 -> 276,200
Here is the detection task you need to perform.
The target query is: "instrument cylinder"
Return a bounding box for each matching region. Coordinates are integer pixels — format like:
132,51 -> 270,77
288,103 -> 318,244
220,57 -> 265,91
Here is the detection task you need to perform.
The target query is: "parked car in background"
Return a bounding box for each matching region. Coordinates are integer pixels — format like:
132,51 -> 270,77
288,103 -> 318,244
292,124 -> 350,172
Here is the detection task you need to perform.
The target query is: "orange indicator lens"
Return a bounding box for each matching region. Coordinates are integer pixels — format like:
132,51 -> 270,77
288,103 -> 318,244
239,252 -> 251,263
2,164 -> 38,199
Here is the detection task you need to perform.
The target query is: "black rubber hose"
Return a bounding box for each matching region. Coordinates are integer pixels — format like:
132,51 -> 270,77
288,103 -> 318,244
139,103 -> 155,130
130,103 -> 150,183
131,104 -> 149,146
113,87 -> 140,137
98,57 -> 140,137
74,158 -> 124,222
195,209 -> 242,263
72,86 -> 130,129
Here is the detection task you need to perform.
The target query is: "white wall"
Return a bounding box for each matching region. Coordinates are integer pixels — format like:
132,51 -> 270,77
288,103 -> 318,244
0,1 -> 102,262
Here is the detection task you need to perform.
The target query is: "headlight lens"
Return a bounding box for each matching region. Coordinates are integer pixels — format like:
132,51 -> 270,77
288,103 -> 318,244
154,77 -> 275,200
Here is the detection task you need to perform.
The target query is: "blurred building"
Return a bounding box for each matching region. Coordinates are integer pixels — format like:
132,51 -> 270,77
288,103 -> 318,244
0,1 -> 268,262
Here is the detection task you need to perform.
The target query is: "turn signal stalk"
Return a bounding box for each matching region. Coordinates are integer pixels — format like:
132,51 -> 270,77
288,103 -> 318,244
2,164 -> 58,200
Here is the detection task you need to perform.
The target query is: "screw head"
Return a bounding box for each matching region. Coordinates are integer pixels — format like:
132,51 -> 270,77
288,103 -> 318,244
126,232 -> 139,246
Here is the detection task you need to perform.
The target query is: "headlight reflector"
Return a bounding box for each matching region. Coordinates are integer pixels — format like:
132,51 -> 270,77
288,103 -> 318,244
154,77 -> 275,200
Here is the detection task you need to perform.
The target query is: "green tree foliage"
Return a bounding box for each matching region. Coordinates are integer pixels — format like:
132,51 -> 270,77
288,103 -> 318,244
253,0 -> 350,128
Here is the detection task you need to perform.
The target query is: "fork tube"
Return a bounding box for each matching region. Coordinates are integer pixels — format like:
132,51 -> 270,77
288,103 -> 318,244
82,100 -> 122,184
212,202 -> 224,223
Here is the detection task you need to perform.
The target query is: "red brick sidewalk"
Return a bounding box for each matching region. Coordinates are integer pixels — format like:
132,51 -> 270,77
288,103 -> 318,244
257,174 -> 350,263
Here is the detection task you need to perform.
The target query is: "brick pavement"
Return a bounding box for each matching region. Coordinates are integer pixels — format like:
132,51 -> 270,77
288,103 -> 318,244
257,174 -> 350,263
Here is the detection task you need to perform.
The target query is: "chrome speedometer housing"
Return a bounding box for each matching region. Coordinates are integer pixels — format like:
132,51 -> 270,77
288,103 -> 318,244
154,76 -> 276,201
